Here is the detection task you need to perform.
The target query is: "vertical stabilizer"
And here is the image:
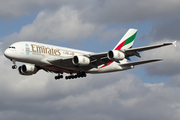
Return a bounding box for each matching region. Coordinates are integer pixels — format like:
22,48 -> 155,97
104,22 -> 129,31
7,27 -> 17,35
113,28 -> 138,50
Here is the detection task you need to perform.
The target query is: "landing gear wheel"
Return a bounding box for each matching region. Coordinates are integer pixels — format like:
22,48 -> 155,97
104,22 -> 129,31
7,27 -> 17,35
55,75 -> 63,80
12,65 -> 17,69
65,72 -> 87,80
55,76 -> 58,80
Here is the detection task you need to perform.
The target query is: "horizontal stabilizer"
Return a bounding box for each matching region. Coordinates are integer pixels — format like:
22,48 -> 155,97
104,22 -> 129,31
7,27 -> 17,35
120,59 -> 163,67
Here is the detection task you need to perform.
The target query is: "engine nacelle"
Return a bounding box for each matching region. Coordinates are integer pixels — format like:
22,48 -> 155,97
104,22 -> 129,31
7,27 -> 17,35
18,64 -> 38,75
72,56 -> 90,66
107,50 -> 125,61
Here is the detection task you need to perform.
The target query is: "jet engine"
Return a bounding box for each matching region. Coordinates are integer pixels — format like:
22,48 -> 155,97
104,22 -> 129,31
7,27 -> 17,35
72,56 -> 90,66
18,64 -> 39,75
107,50 -> 125,61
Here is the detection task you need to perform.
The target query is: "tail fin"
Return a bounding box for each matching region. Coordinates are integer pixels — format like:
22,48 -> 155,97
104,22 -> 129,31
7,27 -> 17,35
113,28 -> 138,50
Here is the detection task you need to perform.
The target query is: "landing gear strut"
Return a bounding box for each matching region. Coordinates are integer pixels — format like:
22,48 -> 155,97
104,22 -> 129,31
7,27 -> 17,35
11,59 -> 17,69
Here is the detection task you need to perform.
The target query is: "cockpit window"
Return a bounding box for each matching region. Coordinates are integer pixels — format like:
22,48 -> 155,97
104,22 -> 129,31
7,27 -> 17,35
9,46 -> 16,49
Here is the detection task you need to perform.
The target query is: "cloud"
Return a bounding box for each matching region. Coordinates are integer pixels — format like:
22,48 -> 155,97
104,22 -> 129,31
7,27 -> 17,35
139,17 -> 180,77
1,6 -> 127,51
0,49 -> 180,120
16,7 -> 98,41
80,0 -> 180,24
141,41 -> 179,76
2,0 -> 180,51
149,17 -> 180,41
1,7 -> 100,50
1,38 -> 180,119
1,51 -> 180,120
100,28 -> 126,42
0,0 -> 91,20
167,75 -> 180,87
1,0 -> 180,24
0,0 -> 44,19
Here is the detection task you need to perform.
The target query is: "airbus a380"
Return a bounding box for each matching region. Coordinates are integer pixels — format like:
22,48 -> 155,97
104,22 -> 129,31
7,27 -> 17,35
4,29 -> 176,80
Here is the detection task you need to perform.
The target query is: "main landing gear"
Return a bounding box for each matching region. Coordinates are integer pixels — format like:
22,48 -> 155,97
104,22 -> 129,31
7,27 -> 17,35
11,59 -> 17,69
54,72 -> 87,80
65,72 -> 86,80
55,73 -> 63,80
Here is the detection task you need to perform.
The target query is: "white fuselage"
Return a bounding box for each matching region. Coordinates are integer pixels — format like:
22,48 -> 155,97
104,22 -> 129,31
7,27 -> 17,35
4,41 -> 130,74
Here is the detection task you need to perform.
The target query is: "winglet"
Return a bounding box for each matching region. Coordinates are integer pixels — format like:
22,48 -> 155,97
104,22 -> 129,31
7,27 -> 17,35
173,41 -> 177,47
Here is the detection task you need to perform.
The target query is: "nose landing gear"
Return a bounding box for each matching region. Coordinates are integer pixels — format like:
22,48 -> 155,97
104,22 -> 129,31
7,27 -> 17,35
11,59 -> 17,69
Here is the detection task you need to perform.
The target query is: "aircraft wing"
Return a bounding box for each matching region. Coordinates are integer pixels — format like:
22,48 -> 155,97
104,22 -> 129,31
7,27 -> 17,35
46,52 -> 112,71
45,41 -> 176,72
124,41 -> 176,58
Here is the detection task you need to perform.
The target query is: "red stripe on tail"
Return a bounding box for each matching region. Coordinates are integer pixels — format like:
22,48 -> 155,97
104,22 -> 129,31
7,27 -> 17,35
114,39 -> 126,50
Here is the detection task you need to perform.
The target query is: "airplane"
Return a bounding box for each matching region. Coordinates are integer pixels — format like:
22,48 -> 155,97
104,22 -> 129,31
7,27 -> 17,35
4,28 -> 176,80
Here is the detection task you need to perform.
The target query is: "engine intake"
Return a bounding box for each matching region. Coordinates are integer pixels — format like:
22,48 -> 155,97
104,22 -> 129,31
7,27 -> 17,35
18,64 -> 38,75
107,50 -> 125,61
72,56 -> 90,66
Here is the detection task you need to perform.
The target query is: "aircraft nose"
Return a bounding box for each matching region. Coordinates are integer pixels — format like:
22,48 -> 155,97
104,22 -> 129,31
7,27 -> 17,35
4,49 -> 11,58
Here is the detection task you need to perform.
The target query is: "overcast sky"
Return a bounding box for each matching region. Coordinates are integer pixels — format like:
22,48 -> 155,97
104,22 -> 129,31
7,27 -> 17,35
0,0 -> 180,120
